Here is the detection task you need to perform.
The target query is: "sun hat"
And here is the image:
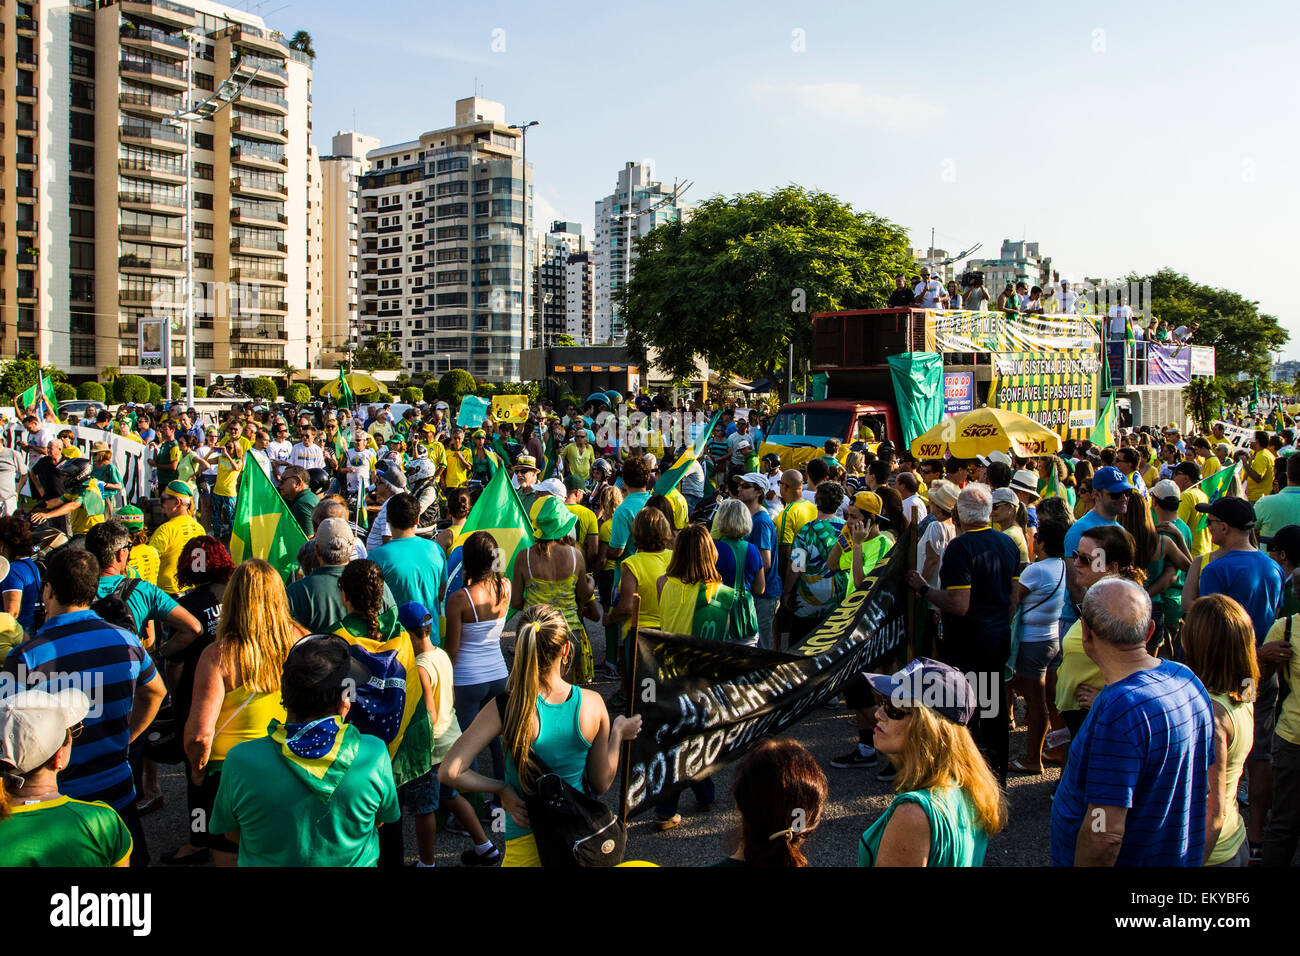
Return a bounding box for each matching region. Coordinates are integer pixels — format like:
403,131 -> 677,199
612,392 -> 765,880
977,450 -> 1012,468
991,487 -> 1019,507
1010,469 -> 1042,500
513,454 -> 539,474
536,477 -> 566,500
530,495 -> 578,542
928,481 -> 959,512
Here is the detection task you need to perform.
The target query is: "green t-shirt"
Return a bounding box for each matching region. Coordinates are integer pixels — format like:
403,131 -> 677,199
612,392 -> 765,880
368,536 -> 448,644
96,574 -> 179,634
858,787 -> 987,867
0,795 -> 132,867
209,732 -> 400,867
155,439 -> 180,487
288,489 -> 319,538
836,531 -> 894,596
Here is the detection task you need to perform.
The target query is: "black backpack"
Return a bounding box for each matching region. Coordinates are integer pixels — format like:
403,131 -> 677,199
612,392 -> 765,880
91,578 -> 141,634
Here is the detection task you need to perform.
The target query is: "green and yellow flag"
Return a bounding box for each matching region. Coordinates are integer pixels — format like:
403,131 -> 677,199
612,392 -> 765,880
1195,462 -> 1241,534
15,371 -> 61,423
541,433 -> 558,481
1088,393 -> 1118,448
445,464 -> 534,616
336,366 -> 355,410
229,452 -> 308,583
655,411 -> 723,496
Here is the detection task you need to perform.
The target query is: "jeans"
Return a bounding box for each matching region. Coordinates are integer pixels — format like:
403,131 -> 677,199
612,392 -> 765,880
753,596 -> 779,650
213,494 -> 236,540
454,676 -> 509,779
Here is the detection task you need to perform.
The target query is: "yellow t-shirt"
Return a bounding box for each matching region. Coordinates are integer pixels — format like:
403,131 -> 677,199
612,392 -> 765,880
599,518 -> 615,571
620,549 -> 673,629
128,544 -> 161,586
1142,465 -> 1160,490
1000,524 -> 1030,564
444,446 -> 471,488
1266,614 -> 1300,747
562,443 -> 595,481
566,504 -> 599,550
425,440 -> 447,474
666,488 -> 688,530
148,514 -> 205,595
776,500 -> 817,547
1200,456 -> 1223,479
1054,619 -> 1103,714
215,453 -> 243,498
1246,449 -> 1275,502
63,480 -> 106,536
659,578 -> 725,638
1178,487 -> 1210,556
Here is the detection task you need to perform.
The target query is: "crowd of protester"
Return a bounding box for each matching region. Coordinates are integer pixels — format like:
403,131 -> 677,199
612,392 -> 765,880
0,383 -> 1297,869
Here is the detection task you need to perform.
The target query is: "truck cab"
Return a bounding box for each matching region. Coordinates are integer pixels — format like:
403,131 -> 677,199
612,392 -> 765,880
760,399 -> 901,471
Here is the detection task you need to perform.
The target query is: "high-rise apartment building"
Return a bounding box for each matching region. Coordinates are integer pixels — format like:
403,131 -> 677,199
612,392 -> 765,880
0,0 -> 317,381
592,161 -> 691,345
320,129 -> 378,365
565,251 -> 593,345
531,220 -> 584,348
357,97 -> 532,381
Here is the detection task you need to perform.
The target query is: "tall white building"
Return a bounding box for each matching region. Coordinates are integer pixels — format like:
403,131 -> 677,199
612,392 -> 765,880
565,251 -> 593,344
320,130 -> 379,365
592,161 -> 692,344
357,97 -> 532,380
531,220 -> 585,348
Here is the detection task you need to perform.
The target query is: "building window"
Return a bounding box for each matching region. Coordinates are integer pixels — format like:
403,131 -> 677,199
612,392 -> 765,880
71,50 -> 93,77
70,210 -> 94,238
71,242 -> 94,270
196,343 -> 214,359
70,338 -> 96,366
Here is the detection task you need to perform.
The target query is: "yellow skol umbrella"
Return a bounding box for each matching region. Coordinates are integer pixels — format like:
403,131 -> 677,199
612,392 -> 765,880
910,407 -> 1063,460
319,371 -> 384,400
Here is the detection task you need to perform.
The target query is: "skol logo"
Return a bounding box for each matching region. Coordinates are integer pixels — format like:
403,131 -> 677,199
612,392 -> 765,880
961,425 -> 999,438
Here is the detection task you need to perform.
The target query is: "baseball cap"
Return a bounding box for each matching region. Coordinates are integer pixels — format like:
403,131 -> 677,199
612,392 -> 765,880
0,687 -> 91,775
1172,460 -> 1202,482
1263,525 -> 1300,563
1151,479 -> 1182,507
738,471 -> 768,490
564,474 -> 587,493
314,517 -> 353,546
991,487 -> 1019,507
536,477 -> 566,500
1195,496 -> 1255,531
977,450 -> 1012,468
397,601 -> 432,634
1091,466 -> 1134,494
852,491 -> 893,527
865,658 -> 976,726
161,479 -> 194,499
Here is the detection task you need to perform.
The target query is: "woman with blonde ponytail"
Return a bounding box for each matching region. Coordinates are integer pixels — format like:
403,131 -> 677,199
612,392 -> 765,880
440,604 -> 642,867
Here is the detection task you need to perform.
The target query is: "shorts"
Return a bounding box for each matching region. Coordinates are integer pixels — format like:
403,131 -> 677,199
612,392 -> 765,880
399,766 -> 457,815
1251,673 -> 1279,762
502,833 -> 542,868
1015,639 -> 1061,681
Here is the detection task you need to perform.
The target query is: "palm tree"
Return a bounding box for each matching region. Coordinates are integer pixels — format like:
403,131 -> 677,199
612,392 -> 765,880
279,363 -> 299,383
289,31 -> 315,58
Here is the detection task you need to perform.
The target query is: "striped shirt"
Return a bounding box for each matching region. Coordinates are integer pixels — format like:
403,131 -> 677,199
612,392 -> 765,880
1,610 -> 157,811
1050,660 -> 1214,866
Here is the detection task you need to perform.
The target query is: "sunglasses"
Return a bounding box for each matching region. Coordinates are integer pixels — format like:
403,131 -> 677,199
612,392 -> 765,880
1071,550 -> 1100,566
875,697 -> 911,721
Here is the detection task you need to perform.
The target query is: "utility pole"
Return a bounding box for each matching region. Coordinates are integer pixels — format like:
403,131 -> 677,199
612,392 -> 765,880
509,120 -> 538,379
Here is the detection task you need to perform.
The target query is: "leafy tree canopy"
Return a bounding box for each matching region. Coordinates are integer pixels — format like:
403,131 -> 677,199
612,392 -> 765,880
619,185 -> 914,396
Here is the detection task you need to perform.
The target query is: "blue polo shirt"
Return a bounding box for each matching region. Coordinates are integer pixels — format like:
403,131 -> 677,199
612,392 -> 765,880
1198,548 -> 1287,646
2,610 -> 156,810
1051,660 -> 1214,866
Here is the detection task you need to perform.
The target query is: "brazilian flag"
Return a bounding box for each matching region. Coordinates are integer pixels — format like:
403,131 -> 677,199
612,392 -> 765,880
541,433 -> 558,480
336,366 -> 355,410
15,371 -> 61,423
1195,463 -> 1241,534
270,718 -> 360,802
1089,393 -> 1118,448
443,465 -> 535,621
229,452 -> 309,583
655,411 -> 723,496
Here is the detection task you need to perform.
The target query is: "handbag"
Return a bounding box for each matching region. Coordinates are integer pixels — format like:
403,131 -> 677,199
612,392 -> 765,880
1005,563 -> 1066,681
495,695 -> 626,868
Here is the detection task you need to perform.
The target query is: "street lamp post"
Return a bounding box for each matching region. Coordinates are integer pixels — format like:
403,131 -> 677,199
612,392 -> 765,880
508,120 -> 538,381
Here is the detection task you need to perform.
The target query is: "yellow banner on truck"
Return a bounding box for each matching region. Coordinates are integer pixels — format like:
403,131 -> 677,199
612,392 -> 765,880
987,351 -> 1101,440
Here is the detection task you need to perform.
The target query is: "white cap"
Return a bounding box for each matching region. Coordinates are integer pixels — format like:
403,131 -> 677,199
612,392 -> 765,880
536,477 -> 566,500
977,450 -> 1012,468
738,472 -> 769,490
1152,479 -> 1182,504
0,687 -> 90,775
991,487 -> 1019,506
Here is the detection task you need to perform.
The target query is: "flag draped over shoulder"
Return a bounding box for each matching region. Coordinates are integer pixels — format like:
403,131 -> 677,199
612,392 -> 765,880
1088,392 -> 1118,448
229,452 -> 309,583
270,718 -> 360,801
541,433 -> 558,480
443,465 -> 535,614
1195,462 -> 1241,534
336,366 -> 355,410
655,411 -> 723,496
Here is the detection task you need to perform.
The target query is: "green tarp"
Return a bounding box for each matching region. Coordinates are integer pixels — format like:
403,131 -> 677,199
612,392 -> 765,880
887,353 -> 943,449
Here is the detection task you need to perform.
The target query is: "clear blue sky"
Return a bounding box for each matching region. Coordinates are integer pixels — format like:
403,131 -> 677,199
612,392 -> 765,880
260,0 -> 1300,358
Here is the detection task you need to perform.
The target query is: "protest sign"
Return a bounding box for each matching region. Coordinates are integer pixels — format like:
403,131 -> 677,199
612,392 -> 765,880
925,310 -> 1097,354
456,395 -> 491,428
1212,420 -> 1253,453
1147,343 -> 1191,386
943,372 -> 975,415
987,351 -> 1101,439
4,423 -> 151,501
491,395 -> 530,424
622,536 -> 909,817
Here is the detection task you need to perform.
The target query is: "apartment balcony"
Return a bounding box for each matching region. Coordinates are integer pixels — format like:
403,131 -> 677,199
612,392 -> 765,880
16,85 -> 37,102
15,17 -> 37,37
120,0 -> 196,30
119,222 -> 186,245
237,299 -> 289,315
16,153 -> 37,169
118,191 -> 185,215
230,177 -> 287,200
226,23 -> 288,58
119,58 -> 188,91
238,54 -> 289,87
230,115 -> 288,144
16,117 -> 37,133
16,286 -> 38,302
17,251 -> 39,266
119,156 -> 186,184
119,90 -> 184,118
16,51 -> 38,67
229,266 -> 288,285
231,207 -> 289,229
119,254 -> 184,275
229,237 -> 288,258
230,324 -> 288,342
119,286 -> 180,306
16,186 -> 36,200
120,121 -> 186,152
119,25 -> 189,60
230,146 -> 288,173
237,85 -> 289,116
15,220 -> 37,237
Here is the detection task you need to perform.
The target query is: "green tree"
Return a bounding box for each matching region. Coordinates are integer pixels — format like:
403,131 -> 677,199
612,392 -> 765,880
1184,377 -> 1225,432
438,369 -> 476,406
248,376 -> 277,401
115,375 -> 150,404
100,367 -> 120,386
618,185 -> 914,398
553,334 -> 579,347
78,382 -> 106,402
1132,268 -> 1288,385
289,30 -> 315,57
400,386 -> 423,403
422,380 -> 441,404
354,334 -> 404,372
286,382 -> 312,404
53,383 -> 75,402
194,386 -> 208,399
147,383 -> 163,405
0,355 -> 66,400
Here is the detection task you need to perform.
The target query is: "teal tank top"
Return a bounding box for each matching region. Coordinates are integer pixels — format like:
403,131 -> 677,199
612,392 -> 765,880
857,786 -> 988,867
502,686 -> 591,841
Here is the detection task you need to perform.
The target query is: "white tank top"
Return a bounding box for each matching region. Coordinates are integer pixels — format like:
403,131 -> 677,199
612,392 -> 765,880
453,586 -> 508,686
